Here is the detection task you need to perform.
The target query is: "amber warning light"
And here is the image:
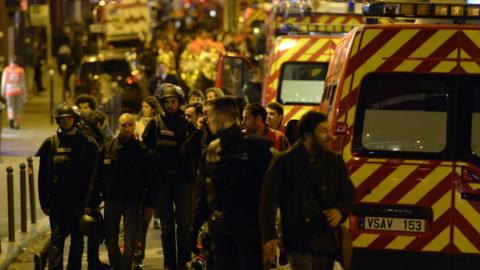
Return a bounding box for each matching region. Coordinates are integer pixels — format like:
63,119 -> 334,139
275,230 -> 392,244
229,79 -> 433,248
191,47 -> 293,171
362,2 -> 480,20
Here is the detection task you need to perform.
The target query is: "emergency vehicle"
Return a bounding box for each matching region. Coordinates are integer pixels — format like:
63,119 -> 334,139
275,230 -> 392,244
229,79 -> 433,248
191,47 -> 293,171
262,1 -> 364,122
91,0 -> 154,48
320,2 -> 480,269
215,0 -> 364,122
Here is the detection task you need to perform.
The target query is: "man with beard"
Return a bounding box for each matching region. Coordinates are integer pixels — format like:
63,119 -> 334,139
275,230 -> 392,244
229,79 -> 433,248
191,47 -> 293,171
259,111 -> 355,270
36,104 -> 98,270
242,103 -> 289,152
86,113 -> 157,270
143,83 -> 196,270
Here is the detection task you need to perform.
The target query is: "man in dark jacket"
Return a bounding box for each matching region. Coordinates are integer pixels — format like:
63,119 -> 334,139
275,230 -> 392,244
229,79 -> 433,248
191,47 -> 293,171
259,111 -> 355,270
148,63 -> 180,95
80,110 -> 112,270
142,83 -> 196,270
192,97 -> 273,270
36,104 -> 99,270
86,113 -> 157,270
242,67 -> 262,104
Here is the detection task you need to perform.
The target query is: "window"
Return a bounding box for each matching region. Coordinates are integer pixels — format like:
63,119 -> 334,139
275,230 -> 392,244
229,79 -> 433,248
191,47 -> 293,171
222,57 -> 250,96
81,59 -> 131,80
354,73 -> 450,155
278,62 -> 328,105
101,60 -> 131,76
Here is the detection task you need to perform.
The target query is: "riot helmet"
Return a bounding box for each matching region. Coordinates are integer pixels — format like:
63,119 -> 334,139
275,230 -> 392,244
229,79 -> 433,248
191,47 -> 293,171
154,83 -> 185,113
53,103 -> 81,131
154,83 -> 185,103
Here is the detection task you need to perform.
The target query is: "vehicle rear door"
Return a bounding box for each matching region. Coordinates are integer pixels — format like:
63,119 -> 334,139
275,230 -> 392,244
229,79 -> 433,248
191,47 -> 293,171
451,70 -> 480,268
215,55 -> 251,96
347,72 -> 456,268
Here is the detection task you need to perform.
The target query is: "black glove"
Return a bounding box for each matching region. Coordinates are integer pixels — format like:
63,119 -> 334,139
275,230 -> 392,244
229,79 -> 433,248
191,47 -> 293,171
189,228 -> 200,255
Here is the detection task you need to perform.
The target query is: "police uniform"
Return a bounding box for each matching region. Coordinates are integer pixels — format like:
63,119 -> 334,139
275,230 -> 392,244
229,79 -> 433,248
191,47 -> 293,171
36,105 -> 98,270
193,124 -> 273,270
79,112 -> 112,269
142,83 -> 196,270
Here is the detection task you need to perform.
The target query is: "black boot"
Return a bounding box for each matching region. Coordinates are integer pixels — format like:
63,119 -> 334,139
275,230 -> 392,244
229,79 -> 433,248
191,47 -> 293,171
88,261 -> 110,270
279,249 -> 288,266
9,119 -> 14,129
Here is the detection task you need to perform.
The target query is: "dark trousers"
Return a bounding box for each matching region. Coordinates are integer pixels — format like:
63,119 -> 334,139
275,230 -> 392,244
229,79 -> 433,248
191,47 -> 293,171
158,178 -> 193,270
34,64 -> 44,91
287,253 -> 335,270
87,231 -> 102,265
47,204 -> 84,270
135,210 -> 151,264
208,217 -> 263,270
104,202 -> 141,270
87,208 -> 104,266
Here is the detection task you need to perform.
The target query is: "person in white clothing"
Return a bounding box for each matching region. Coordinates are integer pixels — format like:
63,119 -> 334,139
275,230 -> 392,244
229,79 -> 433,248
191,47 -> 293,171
1,58 -> 27,129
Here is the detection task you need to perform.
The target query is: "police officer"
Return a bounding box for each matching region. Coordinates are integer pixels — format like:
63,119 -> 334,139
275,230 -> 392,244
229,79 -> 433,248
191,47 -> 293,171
192,97 -> 273,270
86,113 -> 157,270
142,83 -> 196,270
36,104 -> 99,270
81,110 -> 112,270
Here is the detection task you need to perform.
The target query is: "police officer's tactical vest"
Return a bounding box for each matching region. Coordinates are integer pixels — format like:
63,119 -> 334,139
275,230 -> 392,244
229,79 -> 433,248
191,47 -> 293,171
154,115 -> 179,148
49,135 -> 74,185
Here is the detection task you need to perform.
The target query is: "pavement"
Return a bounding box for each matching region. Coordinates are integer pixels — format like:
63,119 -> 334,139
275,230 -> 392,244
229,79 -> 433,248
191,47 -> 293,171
8,223 -> 165,270
0,65 -> 60,270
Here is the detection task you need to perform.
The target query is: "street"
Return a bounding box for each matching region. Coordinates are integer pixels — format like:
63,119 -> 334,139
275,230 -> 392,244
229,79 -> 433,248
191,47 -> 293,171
0,70 -> 303,270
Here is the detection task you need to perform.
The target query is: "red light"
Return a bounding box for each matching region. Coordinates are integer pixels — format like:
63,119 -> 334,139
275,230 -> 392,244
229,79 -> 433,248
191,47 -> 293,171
75,79 -> 82,87
462,168 -> 480,182
126,75 -> 139,85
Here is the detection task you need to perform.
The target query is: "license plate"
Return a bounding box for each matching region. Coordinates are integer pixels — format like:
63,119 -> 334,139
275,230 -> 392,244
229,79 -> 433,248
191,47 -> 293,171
361,216 -> 426,233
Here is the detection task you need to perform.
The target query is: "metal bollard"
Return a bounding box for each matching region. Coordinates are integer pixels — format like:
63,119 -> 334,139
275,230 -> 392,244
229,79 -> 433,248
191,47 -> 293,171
49,69 -> 54,125
7,166 -> 15,241
28,157 -> 37,223
20,163 -> 27,233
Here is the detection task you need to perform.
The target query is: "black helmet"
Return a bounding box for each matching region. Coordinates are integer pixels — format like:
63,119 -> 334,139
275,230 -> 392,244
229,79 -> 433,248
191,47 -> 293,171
80,212 -> 104,238
154,83 -> 185,103
53,103 -> 81,121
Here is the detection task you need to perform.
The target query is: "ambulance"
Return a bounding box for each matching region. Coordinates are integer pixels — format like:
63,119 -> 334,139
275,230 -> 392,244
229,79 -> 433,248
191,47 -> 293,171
91,0 -> 154,48
216,0 -> 364,122
320,2 -> 480,269
262,1 -> 365,122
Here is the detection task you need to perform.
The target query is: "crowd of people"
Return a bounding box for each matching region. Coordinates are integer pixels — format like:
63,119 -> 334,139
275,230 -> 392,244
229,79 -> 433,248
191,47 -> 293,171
31,3 -> 356,270
36,73 -> 355,270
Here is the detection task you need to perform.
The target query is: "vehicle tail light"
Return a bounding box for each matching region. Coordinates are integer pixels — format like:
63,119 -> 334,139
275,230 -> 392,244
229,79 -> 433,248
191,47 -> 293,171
462,167 -> 480,182
126,74 -> 140,85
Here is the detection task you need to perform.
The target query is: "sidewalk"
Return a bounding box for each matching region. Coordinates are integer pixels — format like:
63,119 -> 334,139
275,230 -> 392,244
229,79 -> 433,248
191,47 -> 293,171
0,67 -> 63,269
